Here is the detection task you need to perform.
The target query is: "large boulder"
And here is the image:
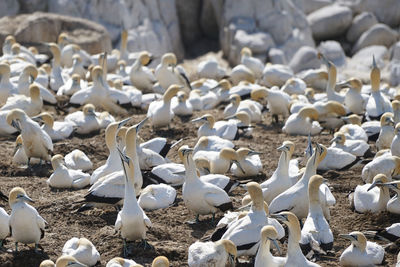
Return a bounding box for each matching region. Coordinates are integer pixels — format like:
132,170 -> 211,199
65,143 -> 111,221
318,40 -> 346,67
352,23 -> 398,55
0,12 -> 111,54
346,12 -> 378,43
302,0 -> 332,15
351,0 -> 400,28
289,46 -> 320,73
307,4 -> 353,40
0,0 -> 19,18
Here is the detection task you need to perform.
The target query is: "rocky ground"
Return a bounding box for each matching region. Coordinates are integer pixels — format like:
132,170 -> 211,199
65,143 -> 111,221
0,100 -> 399,266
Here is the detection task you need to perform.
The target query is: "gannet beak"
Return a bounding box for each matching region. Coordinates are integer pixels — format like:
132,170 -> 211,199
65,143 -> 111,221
21,194 -> 34,203
116,147 -> 130,164
237,202 -> 251,211
270,213 -> 286,222
118,117 -> 131,129
336,80 -> 349,88
277,145 -> 288,152
339,234 -> 356,241
210,84 -> 221,91
233,160 -> 245,174
69,261 -> 88,267
329,136 -> 338,143
367,181 -> 381,191
191,117 -> 206,123
322,178 -> 329,184
248,150 -> 262,156
172,170 -> 186,175
11,120 -> 21,132
87,110 -> 96,117
31,115 -> 43,123
181,148 -> 194,156
389,118 -> 395,125
270,238 -> 281,255
225,115 -> 236,120
135,117 -> 149,132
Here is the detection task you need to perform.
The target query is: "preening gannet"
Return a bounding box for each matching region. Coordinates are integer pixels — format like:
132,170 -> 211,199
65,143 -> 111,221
106,257 -> 143,267
254,225 -> 285,267
361,155 -> 400,183
339,231 -> 384,266
7,109 -> 53,164
55,255 -> 88,267
9,187 -> 46,252
272,212 -> 321,267
283,106 -> 322,136
64,149 -> 93,171
62,237 -> 100,266
188,239 -> 237,267
180,146 -> 232,223
339,115 -> 368,142
376,112 -> 395,151
33,112 -> 75,141
231,148 -> 262,177
147,84 -> 182,128
300,175 -> 333,255
138,183 -> 176,210
1,83 -> 42,116
47,155 -> 90,189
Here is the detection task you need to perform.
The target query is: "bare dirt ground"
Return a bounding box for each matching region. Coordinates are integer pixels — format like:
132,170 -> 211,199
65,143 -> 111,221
0,101 -> 398,267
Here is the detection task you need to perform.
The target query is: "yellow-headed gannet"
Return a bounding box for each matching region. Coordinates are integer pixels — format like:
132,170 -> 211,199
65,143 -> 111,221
188,239 -> 237,267
255,225 -> 285,267
376,112 -> 395,151
106,257 -> 143,267
283,106 -> 322,136
138,183 -> 176,210
64,149 -> 93,172
32,112 -> 75,141
62,237 -> 100,266
251,87 -> 291,123
1,83 -> 42,116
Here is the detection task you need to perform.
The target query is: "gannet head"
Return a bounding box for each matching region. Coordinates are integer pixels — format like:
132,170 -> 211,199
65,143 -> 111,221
226,111 -> 251,126
163,84 -> 183,101
298,106 -> 319,121
72,54 -> 82,64
48,42 -> 61,58
392,100 -> 400,111
229,94 -> 241,105
250,88 -> 268,101
195,136 -> 209,150
367,174 -> 389,191
29,84 -> 41,99
139,51 -> 153,66
380,112 -> 394,127
57,33 -> 69,45
71,74 -> 81,85
236,148 -> 261,159
339,231 -> 367,252
108,257 -> 143,267
56,255 -> 87,267
11,43 -> 20,55
305,88 -> 315,99
161,53 -> 177,66
219,148 -> 238,161
217,79 -> 232,91
6,109 -> 27,132
370,55 -> 380,92
91,66 -> 103,84
151,256 -> 169,267
41,64 -> 51,76
395,123 -> 400,135
4,35 -> 16,47
240,47 -> 252,57
39,259 -> 55,267
217,239 -> 237,264
118,59 -> 127,69
324,101 -> 346,116
277,141 -> 295,158
260,225 -> 281,254
338,78 -> 362,93
330,132 -> 345,145
113,79 -> 123,90
9,187 -> 34,206
23,64 -> 38,81
178,145 -> 193,161
315,143 -> 327,165
246,182 -> 264,211
29,46 -> 38,55
194,157 -> 210,173
191,114 -> 215,128
51,154 -> 64,170
308,175 -> 325,202
342,114 -> 362,126
177,91 -> 188,103
0,62 -> 10,79
105,117 -> 131,149
318,52 -> 337,79
82,104 -> 96,117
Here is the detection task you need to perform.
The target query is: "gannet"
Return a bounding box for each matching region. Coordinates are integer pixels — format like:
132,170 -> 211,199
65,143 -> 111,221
90,118 -> 130,184
47,154 -> 90,189
221,182 -> 284,256
255,225 -> 285,267
283,106 -> 322,136
62,237 -> 100,266
390,123 -> 400,157
352,174 -> 390,213
9,187 -> 46,252
138,183 -> 176,210
7,109 -> 53,164
137,139 -> 167,170
188,89 -> 203,110
259,141 -> 296,204
339,232 -> 384,266
64,149 -> 93,171
378,181 -> 400,214
0,63 -> 16,104
339,115 -> 368,142
172,91 -> 193,116
318,53 -> 344,103
317,146 -> 358,171
147,84 -> 182,128
1,83 -> 42,116
193,148 -> 241,174
262,63 -> 293,87
366,56 -> 392,120
0,201 -> 9,249
192,114 -> 242,140
272,212 -> 321,267
281,77 -> 307,95
269,144 -> 328,220
376,112 -> 395,151
193,136 -> 234,155
46,43 -> 66,91
66,54 -> 87,79
155,53 -> 192,92
180,146 -> 232,223
338,78 -> 367,114
300,175 -> 333,255
364,223 -> 400,243
188,239 -> 237,267
362,155 -> 400,183
240,47 -> 263,79
224,94 -> 262,123
129,51 -> 156,93
393,100 -> 400,125
115,149 -> 152,256
36,64 -> 50,88
251,87 -> 290,123
58,33 -> 92,68
229,64 -> 256,85
57,74 -> 83,96
142,163 -> 185,186
330,132 -> 372,157
33,112 -> 75,141
231,148 -> 262,177
197,58 -> 226,81
106,257 -> 143,267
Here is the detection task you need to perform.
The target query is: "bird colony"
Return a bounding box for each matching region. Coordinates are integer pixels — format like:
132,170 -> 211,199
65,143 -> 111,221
0,30 -> 399,267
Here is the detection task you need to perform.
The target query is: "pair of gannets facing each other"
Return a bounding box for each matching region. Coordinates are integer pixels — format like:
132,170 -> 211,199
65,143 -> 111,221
219,182 -> 284,257
299,175 -> 333,255
1,83 -> 42,116
361,155 -> 400,183
115,148 -> 152,257
32,112 -> 76,141
64,149 -> 93,171
339,231 -> 384,266
8,187 -> 46,252
255,225 -> 285,267
40,255 -> 87,267
47,154 -> 90,189
188,239 -> 237,267
7,108 -> 53,164
147,84 -> 182,129
65,104 -> 115,135
223,94 -> 262,123
251,87 -> 291,123
365,180 -> 400,214
269,144 -> 335,220
376,112 -> 395,151
62,237 -> 100,266
180,146 -> 233,223
272,212 -> 321,267
366,56 -> 393,120
283,106 -> 322,136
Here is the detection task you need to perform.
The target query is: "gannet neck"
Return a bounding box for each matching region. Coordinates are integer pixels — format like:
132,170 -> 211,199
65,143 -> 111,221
326,63 -> 337,95
378,186 -> 390,207
124,159 -> 138,205
183,153 -> 198,182
371,60 -> 380,92
125,126 -> 138,159
287,223 -> 301,255
299,152 -> 317,183
276,150 -> 289,179
105,123 -> 119,150
247,182 -> 264,211
121,30 -> 128,53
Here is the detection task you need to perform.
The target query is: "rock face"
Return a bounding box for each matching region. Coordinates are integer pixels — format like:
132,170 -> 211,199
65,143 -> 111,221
308,4 -> 353,40
318,40 -> 346,67
346,12 -> 378,43
352,0 -> 400,28
352,23 -> 398,55
0,12 -> 111,54
289,46 -> 320,73
0,0 -> 19,18
219,0 -> 314,65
